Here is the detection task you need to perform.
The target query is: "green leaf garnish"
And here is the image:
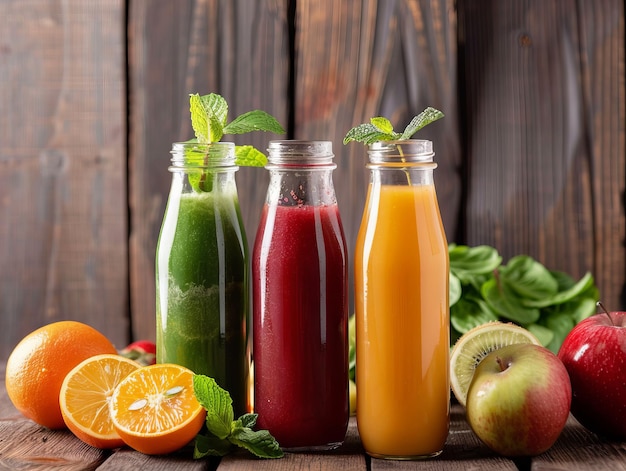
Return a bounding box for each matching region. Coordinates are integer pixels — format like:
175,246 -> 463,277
399,107 -> 445,139
190,93 -> 228,143
188,92 -> 284,168
370,116 -> 397,135
223,110 -> 285,135
229,426 -> 284,459
192,375 -> 283,460
234,145 -> 268,167
343,107 -> 443,145
192,375 -> 233,440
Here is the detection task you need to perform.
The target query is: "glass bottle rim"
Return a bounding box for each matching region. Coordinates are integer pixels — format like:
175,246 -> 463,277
170,141 -> 237,168
367,139 -> 435,164
267,140 -> 335,168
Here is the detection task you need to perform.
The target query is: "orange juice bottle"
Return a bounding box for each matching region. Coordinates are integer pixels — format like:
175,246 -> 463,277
355,140 -> 449,459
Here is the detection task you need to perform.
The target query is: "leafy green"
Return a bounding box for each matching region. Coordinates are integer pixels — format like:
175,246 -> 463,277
188,92 -> 285,169
222,110 -> 285,136
343,107 -> 444,145
348,315 -> 356,381
233,145 -> 269,167
450,244 -> 599,353
450,295 -> 498,335
192,375 -> 283,459
449,244 -> 502,286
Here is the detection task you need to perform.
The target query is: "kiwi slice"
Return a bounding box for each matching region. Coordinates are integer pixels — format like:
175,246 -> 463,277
450,321 -> 541,407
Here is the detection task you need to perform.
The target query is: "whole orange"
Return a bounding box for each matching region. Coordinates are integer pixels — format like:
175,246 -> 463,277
5,320 -> 117,429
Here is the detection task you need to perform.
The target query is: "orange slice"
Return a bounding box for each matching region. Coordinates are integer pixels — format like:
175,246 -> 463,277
109,363 -> 206,455
59,353 -> 140,448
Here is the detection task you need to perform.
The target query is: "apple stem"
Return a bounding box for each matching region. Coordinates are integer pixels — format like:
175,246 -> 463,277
496,356 -> 508,372
597,301 -> 614,326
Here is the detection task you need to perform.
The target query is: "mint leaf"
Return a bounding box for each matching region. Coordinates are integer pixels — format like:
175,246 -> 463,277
370,116 -> 396,135
237,413 -> 258,429
229,426 -> 284,459
399,107 -> 444,139
234,145 -> 268,167
193,375 -> 283,460
189,93 -> 228,143
187,92 -> 284,167
194,433 -> 234,458
343,123 -> 395,145
343,107 -> 443,145
193,375 -> 234,440
223,110 -> 285,135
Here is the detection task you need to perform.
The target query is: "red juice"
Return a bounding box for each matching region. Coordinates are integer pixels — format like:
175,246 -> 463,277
253,203 -> 349,450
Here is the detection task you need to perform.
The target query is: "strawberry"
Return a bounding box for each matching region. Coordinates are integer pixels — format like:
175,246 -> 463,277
119,340 -> 156,366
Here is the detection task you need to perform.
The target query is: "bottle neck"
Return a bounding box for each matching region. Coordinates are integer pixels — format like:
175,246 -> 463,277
266,168 -> 336,207
367,139 -> 435,164
170,141 -> 238,170
267,140 -> 335,168
367,139 -> 437,186
169,142 -> 238,194
264,140 -> 337,207
369,165 -> 435,187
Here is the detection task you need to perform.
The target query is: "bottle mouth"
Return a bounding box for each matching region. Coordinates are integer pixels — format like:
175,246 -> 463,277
368,139 -> 435,164
267,140 -> 335,167
170,141 -> 237,168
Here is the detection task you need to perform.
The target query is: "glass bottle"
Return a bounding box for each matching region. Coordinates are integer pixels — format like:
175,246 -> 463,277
355,140 -> 450,459
156,141 -> 250,416
253,140 -> 349,451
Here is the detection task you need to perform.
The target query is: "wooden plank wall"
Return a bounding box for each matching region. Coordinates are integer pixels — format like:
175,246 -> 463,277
0,0 -> 623,359
0,1 -> 129,355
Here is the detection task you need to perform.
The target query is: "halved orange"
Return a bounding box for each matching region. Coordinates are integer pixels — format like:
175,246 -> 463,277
59,353 -> 140,448
109,363 -> 206,455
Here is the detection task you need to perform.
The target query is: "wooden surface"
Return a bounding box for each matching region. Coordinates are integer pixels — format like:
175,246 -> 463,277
1,1 -> 625,358
2,362 -> 626,470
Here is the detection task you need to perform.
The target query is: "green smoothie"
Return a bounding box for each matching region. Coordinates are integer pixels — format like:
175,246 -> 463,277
156,180 -> 249,415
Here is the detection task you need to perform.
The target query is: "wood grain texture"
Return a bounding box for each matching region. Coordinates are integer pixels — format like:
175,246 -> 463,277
127,0 -> 289,341
459,0 -> 625,309
533,416 -> 626,470
0,0 -> 128,357
98,447 -> 215,471
0,420 -> 107,470
293,0 -> 461,309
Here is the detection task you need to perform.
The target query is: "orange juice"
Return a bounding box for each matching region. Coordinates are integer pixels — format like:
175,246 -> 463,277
355,183 -> 449,459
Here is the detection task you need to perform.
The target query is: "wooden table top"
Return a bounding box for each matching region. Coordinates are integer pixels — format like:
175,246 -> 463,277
1,362 -> 625,471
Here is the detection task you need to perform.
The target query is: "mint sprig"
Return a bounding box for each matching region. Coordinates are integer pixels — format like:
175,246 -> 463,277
192,375 -> 283,459
189,93 -> 284,167
343,107 -> 444,145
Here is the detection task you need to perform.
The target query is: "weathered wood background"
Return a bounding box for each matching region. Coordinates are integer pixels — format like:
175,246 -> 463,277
0,0 -> 623,358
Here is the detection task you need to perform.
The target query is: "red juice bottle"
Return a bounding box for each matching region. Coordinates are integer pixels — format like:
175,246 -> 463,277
253,140 -> 349,451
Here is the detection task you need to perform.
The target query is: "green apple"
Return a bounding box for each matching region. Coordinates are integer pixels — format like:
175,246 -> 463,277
466,343 -> 571,457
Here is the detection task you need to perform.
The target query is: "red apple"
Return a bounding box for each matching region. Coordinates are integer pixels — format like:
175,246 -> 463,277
466,343 -> 572,457
557,307 -> 626,440
119,340 -> 156,366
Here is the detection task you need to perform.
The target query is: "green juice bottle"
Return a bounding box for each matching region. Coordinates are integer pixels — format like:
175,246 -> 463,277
156,141 -> 250,416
